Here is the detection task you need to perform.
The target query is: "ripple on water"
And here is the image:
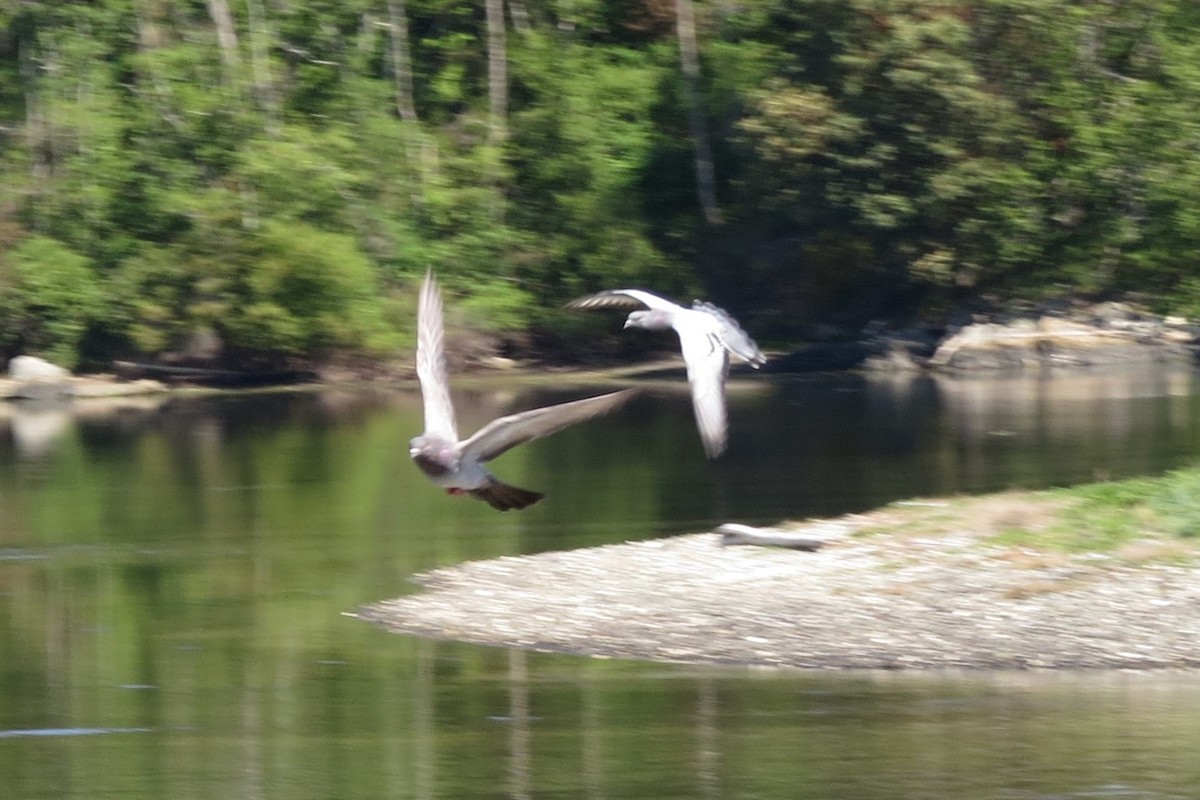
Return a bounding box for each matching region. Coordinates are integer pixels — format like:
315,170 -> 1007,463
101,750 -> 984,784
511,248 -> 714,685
0,727 -> 153,739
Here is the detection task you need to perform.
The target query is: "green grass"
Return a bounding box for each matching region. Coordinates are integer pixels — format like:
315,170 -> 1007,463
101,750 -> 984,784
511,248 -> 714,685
855,465 -> 1200,558
1052,466 -> 1200,544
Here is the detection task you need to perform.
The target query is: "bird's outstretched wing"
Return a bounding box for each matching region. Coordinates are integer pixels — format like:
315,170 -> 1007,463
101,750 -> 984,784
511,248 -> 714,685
566,289 -> 681,313
462,389 -> 635,463
676,315 -> 730,459
416,270 -> 458,441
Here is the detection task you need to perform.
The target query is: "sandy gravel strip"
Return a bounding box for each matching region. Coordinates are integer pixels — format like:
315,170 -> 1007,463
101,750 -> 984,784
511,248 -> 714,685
358,518 -> 1200,670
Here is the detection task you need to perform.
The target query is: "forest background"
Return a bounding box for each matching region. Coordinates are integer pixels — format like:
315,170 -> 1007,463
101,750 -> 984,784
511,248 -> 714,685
1,0 -> 1199,371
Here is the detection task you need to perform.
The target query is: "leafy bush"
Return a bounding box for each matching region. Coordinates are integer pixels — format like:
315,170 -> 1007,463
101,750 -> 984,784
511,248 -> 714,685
455,279 -> 537,333
0,235 -> 101,369
227,221 -> 398,355
105,220 -> 400,360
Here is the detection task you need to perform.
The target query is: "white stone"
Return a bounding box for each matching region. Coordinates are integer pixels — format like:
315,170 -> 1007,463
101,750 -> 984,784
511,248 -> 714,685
8,355 -> 70,382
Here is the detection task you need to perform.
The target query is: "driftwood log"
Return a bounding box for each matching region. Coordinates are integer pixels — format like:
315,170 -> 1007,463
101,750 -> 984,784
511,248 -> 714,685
716,523 -> 826,551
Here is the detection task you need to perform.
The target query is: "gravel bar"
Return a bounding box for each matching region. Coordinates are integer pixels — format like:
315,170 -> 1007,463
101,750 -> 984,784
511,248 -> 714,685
358,516 -> 1200,670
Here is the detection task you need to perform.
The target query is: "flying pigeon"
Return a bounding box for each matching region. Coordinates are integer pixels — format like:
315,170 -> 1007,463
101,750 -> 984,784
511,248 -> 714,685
411,271 -> 634,510
567,288 -> 765,458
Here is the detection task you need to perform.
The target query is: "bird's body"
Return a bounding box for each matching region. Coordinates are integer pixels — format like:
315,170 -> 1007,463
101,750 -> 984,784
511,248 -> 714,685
411,271 -> 633,511
567,288 -> 765,458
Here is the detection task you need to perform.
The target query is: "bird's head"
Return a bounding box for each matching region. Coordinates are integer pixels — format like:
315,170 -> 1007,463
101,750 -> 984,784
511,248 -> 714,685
409,435 -> 457,474
624,309 -> 671,331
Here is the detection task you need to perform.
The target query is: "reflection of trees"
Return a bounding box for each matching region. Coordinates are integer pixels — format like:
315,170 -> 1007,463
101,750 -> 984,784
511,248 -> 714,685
482,651 -> 732,799
0,389 -> 704,797
931,366 -> 1200,487
414,639 -> 435,800
581,659 -> 605,800
0,396 -> 170,461
507,648 -> 531,800
695,676 -> 719,800
241,669 -> 265,800
932,366 -> 1195,441
11,379 -> 1200,797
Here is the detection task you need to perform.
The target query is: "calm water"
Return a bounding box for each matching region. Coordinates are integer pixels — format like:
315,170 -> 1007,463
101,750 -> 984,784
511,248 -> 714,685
3,365 -> 1200,799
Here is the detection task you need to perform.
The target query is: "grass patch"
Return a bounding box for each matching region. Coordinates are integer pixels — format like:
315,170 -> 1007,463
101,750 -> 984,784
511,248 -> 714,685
854,465 -> 1200,558
1048,466 -> 1200,550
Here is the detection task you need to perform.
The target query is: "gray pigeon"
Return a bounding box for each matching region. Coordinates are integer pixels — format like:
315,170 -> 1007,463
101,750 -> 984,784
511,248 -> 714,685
567,288 -> 765,458
410,271 -> 633,511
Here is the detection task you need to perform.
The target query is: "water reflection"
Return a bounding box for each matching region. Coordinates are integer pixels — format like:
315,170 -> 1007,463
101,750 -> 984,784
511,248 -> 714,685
935,364 -> 1193,441
730,366 -> 1200,521
1,395 -> 168,462
6,402 -> 74,459
0,727 -> 154,738
3,367 -> 1200,799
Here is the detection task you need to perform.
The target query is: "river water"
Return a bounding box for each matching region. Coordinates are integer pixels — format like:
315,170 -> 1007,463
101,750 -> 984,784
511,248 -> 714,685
2,365 -> 1199,799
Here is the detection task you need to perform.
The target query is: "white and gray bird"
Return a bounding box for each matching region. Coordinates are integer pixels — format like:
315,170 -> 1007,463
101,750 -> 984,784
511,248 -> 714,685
410,271 -> 634,511
567,288 -> 765,459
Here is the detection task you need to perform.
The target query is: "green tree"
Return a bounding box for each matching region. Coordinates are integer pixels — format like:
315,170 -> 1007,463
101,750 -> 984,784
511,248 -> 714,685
6,0 -> 1200,366
0,235 -> 102,367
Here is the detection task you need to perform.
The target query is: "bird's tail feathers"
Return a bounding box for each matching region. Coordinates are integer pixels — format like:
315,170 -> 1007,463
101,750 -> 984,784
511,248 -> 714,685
470,480 -> 544,511
742,349 -> 768,368
692,300 -> 767,367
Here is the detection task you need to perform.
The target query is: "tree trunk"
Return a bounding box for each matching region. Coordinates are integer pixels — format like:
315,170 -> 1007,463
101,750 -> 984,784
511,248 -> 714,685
246,0 -> 278,133
486,0 -> 508,149
485,0 -> 508,221
133,1 -> 186,131
557,0 -> 576,32
508,0 -> 531,32
386,0 -> 418,121
204,0 -> 241,82
19,35 -> 49,185
675,0 -> 721,225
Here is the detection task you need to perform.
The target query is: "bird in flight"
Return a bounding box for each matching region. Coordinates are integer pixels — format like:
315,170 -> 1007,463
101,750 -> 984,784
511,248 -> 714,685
567,288 -> 765,459
411,271 -> 634,510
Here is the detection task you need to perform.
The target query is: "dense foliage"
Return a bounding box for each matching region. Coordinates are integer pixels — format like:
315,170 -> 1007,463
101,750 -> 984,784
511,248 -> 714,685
2,0 -> 1200,368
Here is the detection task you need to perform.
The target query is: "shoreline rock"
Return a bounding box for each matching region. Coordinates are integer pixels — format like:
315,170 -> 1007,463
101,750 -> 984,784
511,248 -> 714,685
771,301 -> 1200,374
5,300 -> 1198,394
926,313 -> 1196,372
3,356 -> 168,402
1,375 -> 167,401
